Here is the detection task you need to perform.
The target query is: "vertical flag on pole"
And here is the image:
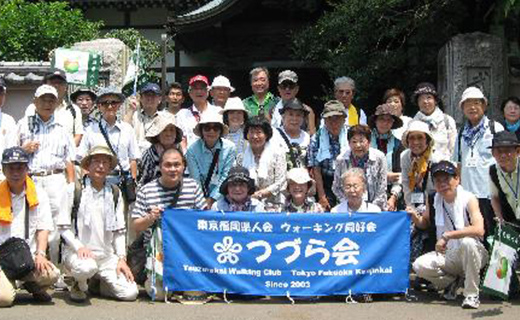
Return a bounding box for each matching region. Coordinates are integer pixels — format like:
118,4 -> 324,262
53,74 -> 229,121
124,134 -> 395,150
123,39 -> 141,96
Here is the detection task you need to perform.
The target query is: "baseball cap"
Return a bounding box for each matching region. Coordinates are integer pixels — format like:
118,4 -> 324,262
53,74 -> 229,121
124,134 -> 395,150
2,147 -> 29,165
431,160 -> 457,177
321,100 -> 346,118
140,83 -> 161,95
278,70 -> 298,84
189,75 -> 209,87
43,68 -> 67,82
34,84 -> 58,99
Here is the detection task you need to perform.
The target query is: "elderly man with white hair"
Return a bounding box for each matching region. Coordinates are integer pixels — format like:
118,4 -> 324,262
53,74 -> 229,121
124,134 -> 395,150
333,76 -> 367,127
210,75 -> 235,108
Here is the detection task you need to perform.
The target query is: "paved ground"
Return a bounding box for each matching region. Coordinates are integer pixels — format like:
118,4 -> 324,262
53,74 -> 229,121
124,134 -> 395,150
2,289 -> 518,320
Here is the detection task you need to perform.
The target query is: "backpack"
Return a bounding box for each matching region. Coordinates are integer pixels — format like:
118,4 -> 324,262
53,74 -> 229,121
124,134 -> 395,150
71,179 -> 121,234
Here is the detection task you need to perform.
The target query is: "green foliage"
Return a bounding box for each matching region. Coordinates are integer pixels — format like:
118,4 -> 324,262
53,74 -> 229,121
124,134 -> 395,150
104,28 -> 163,71
104,28 -> 167,90
292,0 -> 467,110
504,0 -> 520,17
0,0 -> 102,61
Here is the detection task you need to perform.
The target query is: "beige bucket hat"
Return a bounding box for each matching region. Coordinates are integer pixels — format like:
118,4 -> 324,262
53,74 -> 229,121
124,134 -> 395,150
193,109 -> 229,137
145,112 -> 183,144
80,145 -> 118,171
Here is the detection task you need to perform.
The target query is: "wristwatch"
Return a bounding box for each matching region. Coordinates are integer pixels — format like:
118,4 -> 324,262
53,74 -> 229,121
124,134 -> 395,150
35,249 -> 46,257
441,233 -> 449,242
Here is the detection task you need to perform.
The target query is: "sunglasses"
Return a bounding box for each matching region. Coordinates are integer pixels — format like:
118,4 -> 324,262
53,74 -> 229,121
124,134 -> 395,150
280,83 -> 297,90
202,124 -> 222,132
98,100 -> 122,108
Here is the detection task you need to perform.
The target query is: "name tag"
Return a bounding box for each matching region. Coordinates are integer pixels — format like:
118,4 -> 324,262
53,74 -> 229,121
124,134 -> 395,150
466,156 -> 478,168
411,192 -> 425,205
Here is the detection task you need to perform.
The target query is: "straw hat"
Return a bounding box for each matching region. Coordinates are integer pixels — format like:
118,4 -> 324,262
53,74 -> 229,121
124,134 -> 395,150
80,145 -> 118,170
193,109 -> 229,137
145,113 -> 183,144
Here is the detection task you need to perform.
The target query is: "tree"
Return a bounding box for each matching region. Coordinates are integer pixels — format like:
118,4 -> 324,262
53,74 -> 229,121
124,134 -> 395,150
292,0 -> 471,112
103,28 -> 167,93
0,0 -> 102,61
104,29 -> 162,73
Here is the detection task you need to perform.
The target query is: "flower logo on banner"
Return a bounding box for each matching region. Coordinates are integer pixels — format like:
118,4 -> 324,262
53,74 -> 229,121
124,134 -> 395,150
214,236 -> 243,264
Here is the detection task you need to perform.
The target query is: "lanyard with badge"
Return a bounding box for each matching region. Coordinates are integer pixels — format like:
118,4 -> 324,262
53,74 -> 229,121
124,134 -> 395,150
465,130 -> 485,168
411,165 -> 429,205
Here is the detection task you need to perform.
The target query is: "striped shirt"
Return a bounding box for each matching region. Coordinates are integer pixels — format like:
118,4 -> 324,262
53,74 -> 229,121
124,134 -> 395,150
78,119 -> 139,171
12,114 -> 75,171
132,177 -> 205,219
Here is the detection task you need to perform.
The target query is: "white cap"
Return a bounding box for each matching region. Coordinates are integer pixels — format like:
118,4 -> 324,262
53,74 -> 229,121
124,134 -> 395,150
459,86 -> 487,108
210,75 -> 235,92
34,84 -> 58,99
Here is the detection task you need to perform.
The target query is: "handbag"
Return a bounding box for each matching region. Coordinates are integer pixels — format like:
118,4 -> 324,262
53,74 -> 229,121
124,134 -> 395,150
98,121 -> 136,202
0,199 -> 35,280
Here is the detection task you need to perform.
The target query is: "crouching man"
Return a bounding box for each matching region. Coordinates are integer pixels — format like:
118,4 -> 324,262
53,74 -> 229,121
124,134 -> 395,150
59,145 -> 138,302
0,147 -> 59,307
409,160 -> 488,309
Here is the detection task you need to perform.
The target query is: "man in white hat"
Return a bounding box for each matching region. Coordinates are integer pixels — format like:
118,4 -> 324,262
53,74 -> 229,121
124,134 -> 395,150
59,145 -> 138,303
452,86 -> 503,242
25,69 -> 84,146
10,84 -> 76,275
186,109 -> 236,208
210,75 -> 235,108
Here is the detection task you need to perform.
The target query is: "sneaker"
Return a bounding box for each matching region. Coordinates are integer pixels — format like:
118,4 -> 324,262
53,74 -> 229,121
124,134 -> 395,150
69,283 -> 87,303
443,277 -> 461,301
53,274 -> 68,291
461,294 -> 480,309
32,291 -> 52,303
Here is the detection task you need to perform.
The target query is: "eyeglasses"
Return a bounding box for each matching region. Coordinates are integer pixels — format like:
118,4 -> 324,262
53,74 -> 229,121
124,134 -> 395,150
202,124 -> 221,132
98,100 -> 122,108
344,184 -> 362,191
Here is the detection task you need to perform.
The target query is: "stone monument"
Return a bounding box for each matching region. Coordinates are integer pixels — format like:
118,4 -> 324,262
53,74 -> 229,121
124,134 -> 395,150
71,38 -> 130,89
438,32 -> 505,125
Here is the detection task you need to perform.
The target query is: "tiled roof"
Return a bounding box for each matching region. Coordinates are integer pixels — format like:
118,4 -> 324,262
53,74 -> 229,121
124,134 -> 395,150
0,62 -> 50,84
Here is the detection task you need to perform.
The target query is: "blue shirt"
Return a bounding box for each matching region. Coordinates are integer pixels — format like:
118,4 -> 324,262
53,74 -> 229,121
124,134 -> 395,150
186,138 -> 236,201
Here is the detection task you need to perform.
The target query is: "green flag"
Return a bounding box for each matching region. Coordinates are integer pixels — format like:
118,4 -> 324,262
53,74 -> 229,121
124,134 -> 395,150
52,48 -> 101,86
